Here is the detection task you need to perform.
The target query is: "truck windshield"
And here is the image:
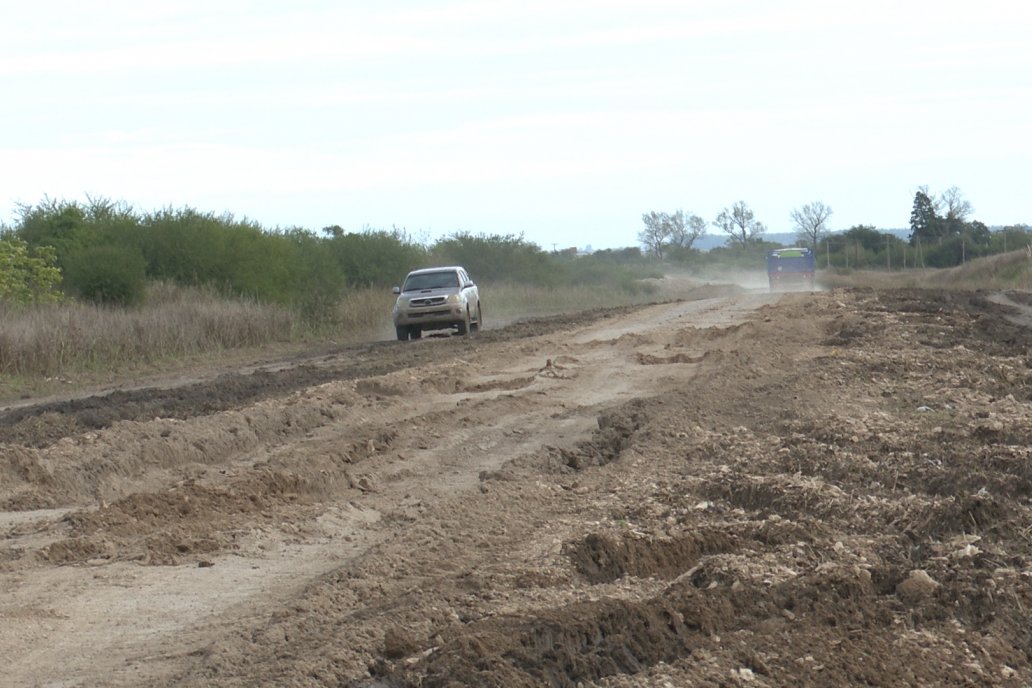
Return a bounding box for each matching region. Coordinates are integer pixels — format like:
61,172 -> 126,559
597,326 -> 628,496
403,271 -> 458,291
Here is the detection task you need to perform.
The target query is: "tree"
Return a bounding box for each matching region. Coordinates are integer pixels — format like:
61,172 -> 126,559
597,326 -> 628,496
0,237 -> 62,304
790,201 -> 833,249
640,210 -> 706,258
842,225 -> 887,252
63,244 -> 147,306
431,232 -> 552,285
639,211 -> 671,258
939,186 -> 973,235
909,188 -> 941,245
939,186 -> 972,223
669,211 -> 707,250
713,201 -> 765,246
15,197 -> 138,271
331,227 -> 428,288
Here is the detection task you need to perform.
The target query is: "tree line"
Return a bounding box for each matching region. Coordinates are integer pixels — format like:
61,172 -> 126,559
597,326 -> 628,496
639,187 -> 1031,269
0,197 -> 658,316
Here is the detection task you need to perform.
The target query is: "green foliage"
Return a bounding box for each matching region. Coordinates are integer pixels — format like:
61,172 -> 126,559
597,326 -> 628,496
665,245 -> 702,264
15,198 -> 91,268
15,197 -> 140,270
909,190 -> 941,244
700,238 -> 782,270
62,244 -> 147,306
222,225 -> 300,304
966,220 -> 991,245
141,207 -> 254,291
919,232 -> 995,268
285,228 -> 347,322
549,250 -> 660,292
990,225 -> 1032,253
840,225 -> 886,252
328,227 -> 427,288
0,237 -> 63,304
430,232 -> 554,285
140,208 -> 327,309
907,186 -> 991,268
818,226 -> 907,269
591,246 -> 644,262
5,196 -> 674,342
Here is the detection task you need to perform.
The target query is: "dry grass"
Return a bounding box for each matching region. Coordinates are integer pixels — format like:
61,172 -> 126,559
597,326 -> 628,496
0,279 -> 679,390
5,248 -> 1028,393
817,248 -> 1032,292
486,281 -> 662,320
0,283 -> 297,380
6,246 -> 1028,387
333,288 -> 397,339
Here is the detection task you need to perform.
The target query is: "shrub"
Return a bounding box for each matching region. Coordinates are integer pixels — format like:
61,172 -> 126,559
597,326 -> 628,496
63,245 -> 147,306
0,237 -> 63,305
430,232 -> 553,285
15,197 -> 139,270
327,227 -> 428,288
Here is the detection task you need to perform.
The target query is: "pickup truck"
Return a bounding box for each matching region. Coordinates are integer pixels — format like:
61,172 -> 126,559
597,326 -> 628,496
391,266 -> 482,340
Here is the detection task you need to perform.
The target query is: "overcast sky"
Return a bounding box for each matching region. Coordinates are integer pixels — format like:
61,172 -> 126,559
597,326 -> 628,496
3,1 -> 1029,249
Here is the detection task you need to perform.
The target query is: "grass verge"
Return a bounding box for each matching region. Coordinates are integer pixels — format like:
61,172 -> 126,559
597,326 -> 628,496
0,279 -> 679,400
817,248 -> 1032,291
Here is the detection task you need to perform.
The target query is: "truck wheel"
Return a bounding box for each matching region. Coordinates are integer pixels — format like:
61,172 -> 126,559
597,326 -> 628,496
396,326 -> 410,341
456,309 -> 470,336
471,304 -> 482,333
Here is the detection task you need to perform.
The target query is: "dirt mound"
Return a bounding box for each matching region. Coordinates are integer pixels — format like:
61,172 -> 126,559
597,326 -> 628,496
36,470 -> 317,566
557,403 -> 648,470
370,594 -> 729,688
564,530 -> 735,583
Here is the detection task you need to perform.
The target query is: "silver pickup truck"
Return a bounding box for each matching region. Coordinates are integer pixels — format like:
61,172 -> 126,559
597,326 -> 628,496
391,266 -> 482,340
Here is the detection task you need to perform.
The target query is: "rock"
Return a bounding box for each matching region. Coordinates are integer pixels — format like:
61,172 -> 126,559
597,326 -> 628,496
950,544 -> 980,559
896,569 -> 939,602
384,626 -> 420,659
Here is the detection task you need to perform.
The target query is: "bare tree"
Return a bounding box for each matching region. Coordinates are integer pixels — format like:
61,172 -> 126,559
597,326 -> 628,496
639,211 -> 671,258
939,186 -> 973,234
713,201 -> 765,246
667,210 -> 707,249
940,186 -> 972,221
790,201 -> 833,249
640,210 -> 707,257
917,185 -> 944,215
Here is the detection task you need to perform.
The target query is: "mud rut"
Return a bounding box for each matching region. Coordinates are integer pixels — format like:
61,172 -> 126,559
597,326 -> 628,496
2,287 -> 1032,686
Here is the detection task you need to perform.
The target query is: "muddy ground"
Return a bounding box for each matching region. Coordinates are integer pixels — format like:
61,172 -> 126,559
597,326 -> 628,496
2,284 -> 1032,687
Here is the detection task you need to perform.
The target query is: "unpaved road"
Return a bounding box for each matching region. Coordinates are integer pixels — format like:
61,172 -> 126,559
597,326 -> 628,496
2,284 -> 1032,687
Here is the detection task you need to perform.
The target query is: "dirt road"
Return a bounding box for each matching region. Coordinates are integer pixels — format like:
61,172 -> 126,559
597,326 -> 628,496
2,285 -> 1031,686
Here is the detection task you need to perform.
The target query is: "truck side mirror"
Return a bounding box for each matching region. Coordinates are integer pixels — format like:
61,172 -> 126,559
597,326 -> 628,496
392,286 -> 401,294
